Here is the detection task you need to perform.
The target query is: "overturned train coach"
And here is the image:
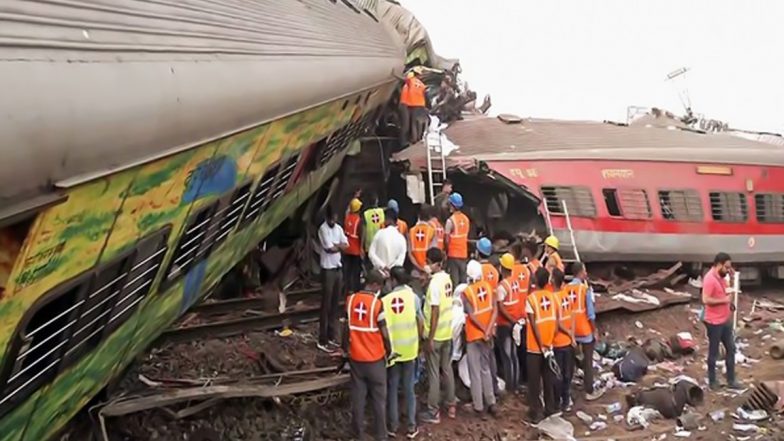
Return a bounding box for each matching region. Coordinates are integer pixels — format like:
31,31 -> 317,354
0,1 -> 439,439
394,114 -> 784,280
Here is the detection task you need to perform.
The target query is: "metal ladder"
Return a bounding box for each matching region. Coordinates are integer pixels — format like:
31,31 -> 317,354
425,126 -> 446,204
542,199 -> 582,270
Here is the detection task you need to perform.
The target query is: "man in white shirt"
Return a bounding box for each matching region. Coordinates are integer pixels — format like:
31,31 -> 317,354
317,206 -> 348,353
368,208 -> 407,274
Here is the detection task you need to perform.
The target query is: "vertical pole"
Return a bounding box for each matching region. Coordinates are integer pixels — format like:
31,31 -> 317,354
562,200 -> 581,262
425,132 -> 434,205
732,271 -> 741,331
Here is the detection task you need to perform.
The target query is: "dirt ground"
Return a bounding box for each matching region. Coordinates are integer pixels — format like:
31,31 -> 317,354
94,285 -> 784,441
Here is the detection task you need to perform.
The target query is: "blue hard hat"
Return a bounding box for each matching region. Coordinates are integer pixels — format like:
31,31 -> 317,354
477,237 -> 492,257
387,199 -> 399,214
448,192 -> 464,208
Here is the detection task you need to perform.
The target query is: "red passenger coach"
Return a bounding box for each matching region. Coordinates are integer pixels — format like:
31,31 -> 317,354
394,114 -> 784,276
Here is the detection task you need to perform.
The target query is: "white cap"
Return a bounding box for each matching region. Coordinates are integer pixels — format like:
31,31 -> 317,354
466,259 -> 483,282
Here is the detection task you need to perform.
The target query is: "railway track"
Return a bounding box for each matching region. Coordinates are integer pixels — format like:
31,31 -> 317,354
158,286 -> 324,344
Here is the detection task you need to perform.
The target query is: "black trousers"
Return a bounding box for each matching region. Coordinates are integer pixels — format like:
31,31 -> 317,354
706,320 -> 736,385
351,360 -> 387,441
526,352 -> 556,420
446,258 -> 467,287
343,254 -> 363,294
579,339 -> 595,393
517,326 -> 528,383
553,346 -> 574,410
319,268 -> 342,344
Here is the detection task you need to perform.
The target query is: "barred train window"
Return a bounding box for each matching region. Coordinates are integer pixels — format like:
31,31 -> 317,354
658,189 -> 703,222
709,192 -> 747,222
241,164 -> 279,225
216,182 -> 252,240
755,193 -> 784,223
603,188 -> 652,219
0,227 -> 169,417
166,202 -> 218,283
541,186 -> 597,217
271,154 -> 300,202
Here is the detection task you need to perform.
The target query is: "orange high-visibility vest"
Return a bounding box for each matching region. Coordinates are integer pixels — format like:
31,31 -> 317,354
397,219 -> 409,236
429,219 -> 445,250
553,288 -> 574,348
526,289 -> 557,353
498,277 -> 524,326
512,263 -> 532,298
409,222 -> 435,269
347,291 -> 385,362
344,212 -> 361,256
464,280 -> 494,343
528,259 -> 542,272
568,283 -> 593,338
481,262 -> 499,290
446,212 -> 469,259
404,77 -> 427,107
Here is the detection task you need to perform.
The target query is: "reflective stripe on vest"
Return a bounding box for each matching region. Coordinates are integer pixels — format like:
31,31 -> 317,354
553,289 -> 574,348
347,291 -> 385,362
464,281 -> 494,342
526,289 -> 557,353
363,208 -> 385,251
423,272 -> 453,341
429,219 -> 445,250
512,263 -> 531,296
569,283 -> 593,338
409,222 -> 435,269
481,262 -> 499,290
447,212 -> 469,258
344,213 -> 361,256
381,286 -> 419,364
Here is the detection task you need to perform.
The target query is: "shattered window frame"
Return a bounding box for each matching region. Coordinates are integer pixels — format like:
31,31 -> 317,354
602,188 -> 652,220
754,193 -> 784,223
540,185 -> 597,218
658,189 -> 704,222
709,191 -> 748,223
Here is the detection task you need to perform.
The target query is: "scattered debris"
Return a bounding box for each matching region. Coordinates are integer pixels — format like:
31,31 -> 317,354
534,414 -> 576,440
677,412 -> 701,431
626,406 -> 662,429
709,409 -> 726,422
576,410 -> 593,425
734,407 -> 769,422
732,423 -> 762,434
606,402 -> 622,414
743,382 -> 780,411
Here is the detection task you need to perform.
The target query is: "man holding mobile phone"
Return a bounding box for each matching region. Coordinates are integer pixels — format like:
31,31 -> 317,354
702,252 -> 741,390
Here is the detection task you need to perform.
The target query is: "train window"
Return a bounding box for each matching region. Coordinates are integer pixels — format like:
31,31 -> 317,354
541,186 -> 597,218
61,254 -> 133,367
658,190 -> 703,222
709,192 -> 748,222
215,182 -> 252,242
602,189 -> 622,217
270,154 -> 300,202
0,275 -> 89,417
620,189 -> 652,219
104,227 -> 170,336
165,202 -> 218,284
319,125 -> 349,166
242,164 -> 280,225
755,193 -> 784,223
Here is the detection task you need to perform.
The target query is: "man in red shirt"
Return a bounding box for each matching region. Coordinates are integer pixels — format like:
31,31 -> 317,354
702,252 -> 740,390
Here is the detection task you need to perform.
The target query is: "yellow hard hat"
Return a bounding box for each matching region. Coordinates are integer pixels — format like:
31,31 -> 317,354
349,198 -> 362,213
406,71 -> 416,79
544,235 -> 560,250
500,253 -> 515,271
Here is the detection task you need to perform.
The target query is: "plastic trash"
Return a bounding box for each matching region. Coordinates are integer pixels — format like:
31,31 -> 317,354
735,407 -> 769,422
576,411 -> 593,425
606,402 -> 622,414
635,321 -> 644,329
626,406 -> 662,429
674,430 -> 691,438
733,423 -> 761,433
709,409 -> 725,422
534,415 -> 576,441
589,421 -> 607,431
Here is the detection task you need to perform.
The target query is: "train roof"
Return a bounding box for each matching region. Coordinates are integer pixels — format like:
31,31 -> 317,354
0,0 -> 407,205
394,114 -> 784,170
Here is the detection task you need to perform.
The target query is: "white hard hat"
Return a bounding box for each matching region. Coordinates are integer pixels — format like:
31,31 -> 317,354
466,259 -> 483,281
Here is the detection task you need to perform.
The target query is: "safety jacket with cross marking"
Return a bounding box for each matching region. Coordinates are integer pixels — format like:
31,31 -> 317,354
347,290 -> 385,362
481,261 -> 499,290
428,218 -> 445,250
464,280 -> 494,343
344,212 -> 362,256
381,285 -> 419,364
567,282 -> 593,338
362,207 -> 385,252
526,289 -> 557,353
446,211 -> 469,259
409,221 -> 435,269
512,263 -> 532,295
423,271 -> 453,342
553,287 -> 574,348
498,276 -> 524,326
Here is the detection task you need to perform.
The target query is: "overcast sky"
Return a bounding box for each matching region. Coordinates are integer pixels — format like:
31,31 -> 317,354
402,0 -> 784,134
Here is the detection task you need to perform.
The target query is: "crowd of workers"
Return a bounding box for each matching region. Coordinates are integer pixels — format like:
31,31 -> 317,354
316,185 -> 598,440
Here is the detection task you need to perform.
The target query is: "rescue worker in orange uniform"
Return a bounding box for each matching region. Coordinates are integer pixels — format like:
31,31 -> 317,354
408,206 -> 436,276
463,260 -> 498,416
444,192 -> 469,287
511,238 -> 534,383
521,237 -> 542,277
344,198 -> 364,293
476,237 -> 499,290
495,253 -> 524,393
387,199 -> 408,236
398,70 -> 428,145
427,205 -> 445,251
568,261 -> 600,400
344,269 -> 391,441
550,268 -> 576,412
542,235 -> 565,273
525,267 -> 558,422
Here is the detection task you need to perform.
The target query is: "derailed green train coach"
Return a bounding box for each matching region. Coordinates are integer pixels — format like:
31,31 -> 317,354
0,1 -> 441,439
